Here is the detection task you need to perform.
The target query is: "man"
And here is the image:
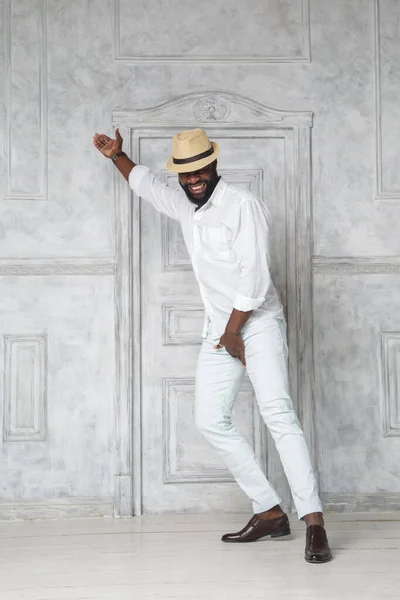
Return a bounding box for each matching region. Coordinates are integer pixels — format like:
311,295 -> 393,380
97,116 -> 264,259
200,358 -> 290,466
93,127 -> 332,564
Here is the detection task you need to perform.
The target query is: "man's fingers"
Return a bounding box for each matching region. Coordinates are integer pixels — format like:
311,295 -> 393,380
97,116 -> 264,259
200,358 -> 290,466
239,340 -> 246,367
115,128 -> 122,141
93,139 -> 107,152
94,133 -> 112,144
214,336 -> 225,350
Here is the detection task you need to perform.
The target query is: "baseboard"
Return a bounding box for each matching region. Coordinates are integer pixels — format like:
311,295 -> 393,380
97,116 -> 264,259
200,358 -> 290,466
3,493 -> 398,520
0,498 -> 114,521
321,493 -> 400,513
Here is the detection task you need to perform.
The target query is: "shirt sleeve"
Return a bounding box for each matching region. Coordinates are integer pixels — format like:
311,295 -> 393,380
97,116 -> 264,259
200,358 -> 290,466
232,196 -> 272,312
129,165 -> 187,222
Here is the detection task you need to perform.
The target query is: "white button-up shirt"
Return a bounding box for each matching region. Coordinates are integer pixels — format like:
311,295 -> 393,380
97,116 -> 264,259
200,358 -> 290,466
129,166 -> 282,340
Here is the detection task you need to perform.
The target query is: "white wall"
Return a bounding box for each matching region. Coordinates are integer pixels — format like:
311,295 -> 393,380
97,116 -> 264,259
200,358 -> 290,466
0,0 -> 399,517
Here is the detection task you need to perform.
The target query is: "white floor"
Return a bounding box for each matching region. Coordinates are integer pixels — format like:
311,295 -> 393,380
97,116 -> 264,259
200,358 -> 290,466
1,513 -> 400,600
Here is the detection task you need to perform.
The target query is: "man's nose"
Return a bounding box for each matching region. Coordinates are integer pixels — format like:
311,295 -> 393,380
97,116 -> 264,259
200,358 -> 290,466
186,173 -> 201,184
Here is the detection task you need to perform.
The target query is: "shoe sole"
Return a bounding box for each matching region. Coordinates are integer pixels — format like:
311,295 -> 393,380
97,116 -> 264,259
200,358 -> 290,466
222,529 -> 292,543
305,554 -> 333,564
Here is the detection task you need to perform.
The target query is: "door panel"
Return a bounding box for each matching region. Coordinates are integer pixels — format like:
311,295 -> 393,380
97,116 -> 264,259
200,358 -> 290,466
139,133 -> 289,513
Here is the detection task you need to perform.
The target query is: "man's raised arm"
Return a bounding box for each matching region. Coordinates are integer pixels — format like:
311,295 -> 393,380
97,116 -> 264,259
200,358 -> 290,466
93,128 -> 188,222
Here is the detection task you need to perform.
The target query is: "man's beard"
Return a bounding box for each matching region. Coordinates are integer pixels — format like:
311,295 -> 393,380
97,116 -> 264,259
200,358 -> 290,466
180,173 -> 220,208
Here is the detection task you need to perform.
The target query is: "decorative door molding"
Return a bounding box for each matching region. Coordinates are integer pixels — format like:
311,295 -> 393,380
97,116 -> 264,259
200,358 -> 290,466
112,92 -> 315,516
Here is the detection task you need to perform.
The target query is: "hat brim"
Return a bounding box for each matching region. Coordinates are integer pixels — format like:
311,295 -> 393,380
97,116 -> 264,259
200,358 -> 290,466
166,142 -> 220,174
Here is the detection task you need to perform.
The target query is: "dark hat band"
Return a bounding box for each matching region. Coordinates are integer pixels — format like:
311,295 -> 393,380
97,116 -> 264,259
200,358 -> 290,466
172,146 -> 214,165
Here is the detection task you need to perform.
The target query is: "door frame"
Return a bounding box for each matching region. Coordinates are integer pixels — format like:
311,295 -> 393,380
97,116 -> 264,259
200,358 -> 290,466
112,92 -> 315,516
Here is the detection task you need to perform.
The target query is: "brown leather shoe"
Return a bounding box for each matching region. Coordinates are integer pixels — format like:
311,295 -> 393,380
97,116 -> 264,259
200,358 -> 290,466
305,525 -> 332,563
221,513 -> 291,543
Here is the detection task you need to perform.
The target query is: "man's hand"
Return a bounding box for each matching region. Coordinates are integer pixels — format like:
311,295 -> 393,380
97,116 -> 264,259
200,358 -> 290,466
93,128 -> 123,158
214,332 -> 246,367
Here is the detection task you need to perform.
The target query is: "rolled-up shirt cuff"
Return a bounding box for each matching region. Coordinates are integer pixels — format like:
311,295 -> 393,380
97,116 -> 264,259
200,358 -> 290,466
233,293 -> 265,312
128,164 -> 149,193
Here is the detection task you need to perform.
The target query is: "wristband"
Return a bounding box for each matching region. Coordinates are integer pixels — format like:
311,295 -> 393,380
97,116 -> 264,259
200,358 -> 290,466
111,152 -> 126,163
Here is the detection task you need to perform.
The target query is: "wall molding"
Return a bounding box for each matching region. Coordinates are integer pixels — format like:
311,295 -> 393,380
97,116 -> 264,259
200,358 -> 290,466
113,0 -> 311,65
113,92 -> 314,515
162,378 -> 264,484
1,494 -> 397,520
160,215 -> 191,273
0,498 -> 113,521
374,0 -> 400,202
321,493 -> 400,513
162,304 -> 204,346
162,378 -> 235,483
4,334 -> 47,442
114,92 -> 313,127
313,257 -> 400,274
4,0 -> 48,201
0,258 -> 115,276
380,332 -> 400,437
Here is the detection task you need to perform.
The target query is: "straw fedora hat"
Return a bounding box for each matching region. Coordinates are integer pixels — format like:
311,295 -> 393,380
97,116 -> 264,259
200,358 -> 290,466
166,128 -> 220,174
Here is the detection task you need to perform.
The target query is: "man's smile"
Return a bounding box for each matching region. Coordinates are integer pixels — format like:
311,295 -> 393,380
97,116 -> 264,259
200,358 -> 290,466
188,182 -> 207,195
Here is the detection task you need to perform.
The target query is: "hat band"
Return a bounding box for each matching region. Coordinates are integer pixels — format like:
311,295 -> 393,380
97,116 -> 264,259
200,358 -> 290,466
172,146 -> 214,165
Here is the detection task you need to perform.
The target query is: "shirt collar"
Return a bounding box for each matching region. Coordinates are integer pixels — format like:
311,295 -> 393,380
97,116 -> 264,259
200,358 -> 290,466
194,177 -> 227,215
210,177 -> 227,207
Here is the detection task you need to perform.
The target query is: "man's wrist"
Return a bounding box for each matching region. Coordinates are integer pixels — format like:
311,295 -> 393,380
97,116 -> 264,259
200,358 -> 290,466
111,151 -> 125,163
224,308 -> 252,337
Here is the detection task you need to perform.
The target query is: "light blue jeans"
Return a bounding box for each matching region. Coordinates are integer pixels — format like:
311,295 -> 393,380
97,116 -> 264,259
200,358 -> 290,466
195,316 -> 322,519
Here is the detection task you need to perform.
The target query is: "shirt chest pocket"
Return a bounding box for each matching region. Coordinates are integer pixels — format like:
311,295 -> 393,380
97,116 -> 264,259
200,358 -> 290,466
201,226 -> 231,260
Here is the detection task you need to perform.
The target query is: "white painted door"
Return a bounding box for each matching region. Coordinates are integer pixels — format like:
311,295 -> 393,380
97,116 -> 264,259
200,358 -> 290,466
139,131 -> 291,513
